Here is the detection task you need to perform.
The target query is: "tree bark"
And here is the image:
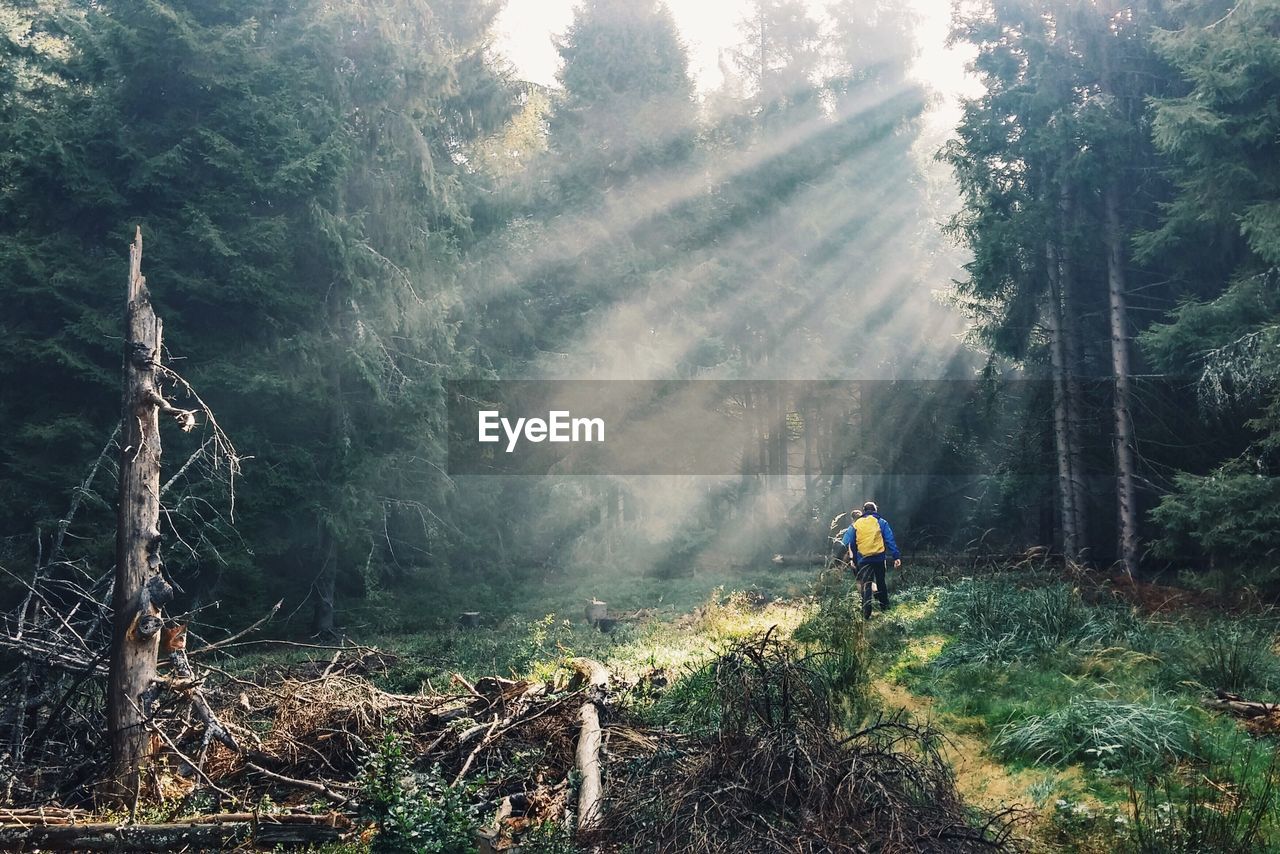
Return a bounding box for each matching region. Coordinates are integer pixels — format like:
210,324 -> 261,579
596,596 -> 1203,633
1044,251 -> 1079,561
312,529 -> 337,638
802,400 -> 815,505
107,228 -> 172,800
1105,184 -> 1140,577
1058,185 -> 1090,558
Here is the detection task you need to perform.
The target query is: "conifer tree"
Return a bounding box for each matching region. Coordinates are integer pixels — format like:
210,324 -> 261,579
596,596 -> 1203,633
0,0 -> 515,626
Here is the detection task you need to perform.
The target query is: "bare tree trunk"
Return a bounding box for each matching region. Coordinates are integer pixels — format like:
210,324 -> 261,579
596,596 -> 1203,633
771,382 -> 787,523
312,528 -> 337,638
1105,184 -> 1139,577
803,400 -> 815,505
1044,250 -> 1079,561
107,228 -> 172,799
1058,185 -> 1090,559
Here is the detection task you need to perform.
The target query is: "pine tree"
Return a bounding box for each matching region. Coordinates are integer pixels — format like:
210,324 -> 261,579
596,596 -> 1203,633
944,0 -> 1180,568
1139,0 -> 1280,573
549,0 -> 696,199
0,0 -> 515,625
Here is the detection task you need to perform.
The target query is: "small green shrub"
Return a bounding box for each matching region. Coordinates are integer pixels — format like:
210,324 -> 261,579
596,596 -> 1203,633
520,820 -> 575,854
993,697 -> 1195,770
1049,798 -> 1124,846
358,732 -> 481,854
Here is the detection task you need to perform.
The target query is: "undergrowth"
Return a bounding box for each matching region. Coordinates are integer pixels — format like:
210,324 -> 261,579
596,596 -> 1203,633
927,577 -> 1125,666
1123,744 -> 1280,853
358,732 -> 481,854
876,569 -> 1280,852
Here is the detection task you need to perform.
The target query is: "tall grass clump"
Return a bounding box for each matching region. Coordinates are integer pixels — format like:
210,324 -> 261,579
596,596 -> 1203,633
1132,619 -> 1280,695
993,696 -> 1195,770
793,569 -> 873,722
930,579 -> 1120,667
1123,745 -> 1280,853
596,630 -> 1020,852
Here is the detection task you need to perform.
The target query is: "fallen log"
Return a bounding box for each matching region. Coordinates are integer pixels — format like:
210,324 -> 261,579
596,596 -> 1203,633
0,811 -> 351,851
576,702 -> 603,833
1203,691 -> 1280,719
569,658 -> 609,836
0,807 -> 93,827
567,658 -> 610,695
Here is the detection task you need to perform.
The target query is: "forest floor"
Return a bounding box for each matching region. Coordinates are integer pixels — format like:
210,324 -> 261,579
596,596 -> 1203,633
304,559 -> 1280,852
198,560 -> 1280,852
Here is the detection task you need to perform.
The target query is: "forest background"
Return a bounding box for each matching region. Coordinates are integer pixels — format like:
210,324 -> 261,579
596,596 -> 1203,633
2,0 -> 1279,634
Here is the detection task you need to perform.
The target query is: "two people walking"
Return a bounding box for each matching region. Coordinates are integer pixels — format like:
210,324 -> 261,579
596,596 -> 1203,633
840,501 -> 901,619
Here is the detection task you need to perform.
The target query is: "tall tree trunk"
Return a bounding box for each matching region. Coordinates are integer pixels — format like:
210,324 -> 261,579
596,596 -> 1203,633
1058,185 -> 1090,559
1044,250 -> 1079,561
312,297 -> 348,637
1105,184 -> 1140,577
771,383 -> 787,525
827,409 -> 844,503
312,527 -> 337,637
803,400 -> 815,505
107,228 -> 172,798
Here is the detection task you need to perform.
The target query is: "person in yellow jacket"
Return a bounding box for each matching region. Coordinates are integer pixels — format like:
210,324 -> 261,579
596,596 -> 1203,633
840,501 -> 902,619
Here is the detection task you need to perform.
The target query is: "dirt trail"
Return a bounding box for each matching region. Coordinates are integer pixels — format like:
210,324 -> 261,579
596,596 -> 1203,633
874,680 -> 1050,812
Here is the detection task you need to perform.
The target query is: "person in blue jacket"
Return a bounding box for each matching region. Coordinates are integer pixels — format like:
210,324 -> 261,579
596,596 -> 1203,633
841,501 -> 902,619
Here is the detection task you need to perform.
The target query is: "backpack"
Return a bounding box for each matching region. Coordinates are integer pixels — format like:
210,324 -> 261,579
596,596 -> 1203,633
853,515 -> 885,558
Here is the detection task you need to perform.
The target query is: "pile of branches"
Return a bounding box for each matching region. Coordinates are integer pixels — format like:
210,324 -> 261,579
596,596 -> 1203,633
0,593 -> 606,799
1,556 -> 115,805
591,630 -> 1022,853
202,651 -> 598,818
0,559 -> 615,849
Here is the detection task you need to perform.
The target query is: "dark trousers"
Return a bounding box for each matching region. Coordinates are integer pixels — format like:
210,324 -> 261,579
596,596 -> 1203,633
855,559 -> 890,619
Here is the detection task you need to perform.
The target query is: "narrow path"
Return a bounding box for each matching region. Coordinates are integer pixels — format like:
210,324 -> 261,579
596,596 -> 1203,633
873,680 -> 1048,812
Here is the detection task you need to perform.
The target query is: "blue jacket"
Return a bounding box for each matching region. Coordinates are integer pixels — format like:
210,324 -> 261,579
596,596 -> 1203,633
841,514 -> 901,563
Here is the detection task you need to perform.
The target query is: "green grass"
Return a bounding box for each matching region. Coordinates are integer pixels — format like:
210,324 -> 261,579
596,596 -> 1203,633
1125,617 -> 1280,695
869,571 -> 1280,851
924,577 -> 1129,667
346,564 -> 817,636
993,696 -> 1197,769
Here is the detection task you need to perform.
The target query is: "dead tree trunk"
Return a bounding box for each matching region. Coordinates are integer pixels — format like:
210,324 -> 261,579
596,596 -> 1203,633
1105,184 -> 1139,577
107,228 -> 174,799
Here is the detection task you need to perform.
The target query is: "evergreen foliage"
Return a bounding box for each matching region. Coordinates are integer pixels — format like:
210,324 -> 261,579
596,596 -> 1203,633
3,0 -> 1279,622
